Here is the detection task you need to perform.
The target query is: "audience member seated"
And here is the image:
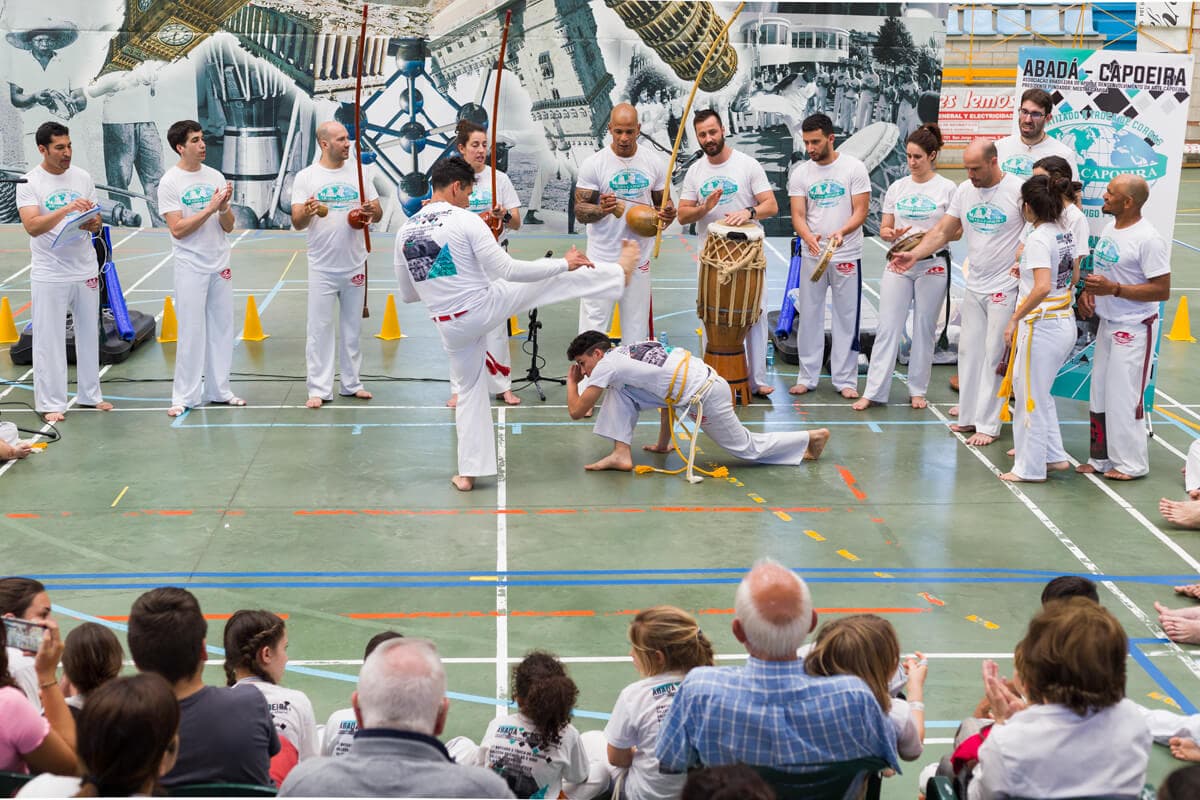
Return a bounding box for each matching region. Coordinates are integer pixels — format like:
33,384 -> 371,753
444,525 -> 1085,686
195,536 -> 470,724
1040,575 -> 1100,605
279,637 -> 514,798
223,610 -> 319,784
967,598 -> 1150,798
126,587 -> 279,788
61,622 -> 123,720
1,577 -> 56,711
17,674 -> 180,798
448,650 -> 606,798
583,606 -> 714,800
1159,763 -> 1200,800
656,559 -> 901,773
0,618 -> 76,776
805,614 -> 927,762
321,630 -> 404,758
681,764 -> 776,800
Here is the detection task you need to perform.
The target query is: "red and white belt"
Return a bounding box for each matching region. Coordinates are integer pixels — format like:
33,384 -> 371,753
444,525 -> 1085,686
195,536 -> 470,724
431,309 -> 469,322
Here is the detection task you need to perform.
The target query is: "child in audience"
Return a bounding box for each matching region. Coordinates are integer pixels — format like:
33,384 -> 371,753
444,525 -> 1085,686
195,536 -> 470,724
223,610 -> 318,784
449,650 -> 605,798
61,623 -> 123,718
320,630 -> 404,757
805,614 -> 927,761
589,606 -> 714,799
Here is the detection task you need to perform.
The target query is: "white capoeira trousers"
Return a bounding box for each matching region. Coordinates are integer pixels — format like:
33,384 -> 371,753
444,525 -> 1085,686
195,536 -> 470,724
593,372 -> 811,465
172,265 -> 235,408
306,269 -> 366,400
1187,440 -> 1200,495
448,324 -> 512,397
1011,314 -> 1074,480
793,255 -> 862,392
957,287 -> 1016,437
31,278 -> 103,413
862,260 -> 946,403
1087,317 -> 1158,478
437,262 -> 626,478
580,258 -> 652,344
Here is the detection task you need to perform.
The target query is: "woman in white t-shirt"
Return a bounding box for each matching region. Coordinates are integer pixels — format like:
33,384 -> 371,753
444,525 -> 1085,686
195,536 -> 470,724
999,175 -> 1079,483
805,614 -> 928,765
446,120 -> 524,409
855,124 -> 957,411
587,606 -> 715,800
222,610 -> 318,785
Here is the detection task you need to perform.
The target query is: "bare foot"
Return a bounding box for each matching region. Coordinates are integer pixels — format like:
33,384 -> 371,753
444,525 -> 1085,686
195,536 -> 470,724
585,451 -> 634,471
642,443 -> 673,454
1154,601 -> 1200,620
1076,463 -> 1098,474
910,396 -> 927,409
839,387 -> 859,399
788,384 -> 813,396
949,424 -> 975,433
1174,583 -> 1200,600
949,375 -> 959,392
166,406 -> 186,418
948,405 -> 959,417
306,397 -> 325,409
1169,737 -> 1200,762
43,412 -> 65,422
351,389 -> 372,400
451,475 -> 474,491
446,394 -> 458,408
497,390 -> 522,406
1000,471 -> 1045,483
754,385 -> 774,396
617,239 -> 640,285
1160,616 -> 1200,645
1006,447 -> 1016,457
965,433 -> 997,447
1047,461 -> 1070,472
1190,489 -> 1200,501
79,401 -> 114,411
1161,498 -> 1200,529
852,398 -> 882,411
1104,469 -> 1135,481
803,428 -> 830,461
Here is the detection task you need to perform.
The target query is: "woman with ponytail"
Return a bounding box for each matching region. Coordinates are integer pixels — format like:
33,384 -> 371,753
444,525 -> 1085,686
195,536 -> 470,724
223,610 -> 318,785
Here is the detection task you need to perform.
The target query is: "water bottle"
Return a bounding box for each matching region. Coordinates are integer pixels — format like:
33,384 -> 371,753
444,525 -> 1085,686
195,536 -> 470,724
766,340 -> 775,366
658,331 -> 669,347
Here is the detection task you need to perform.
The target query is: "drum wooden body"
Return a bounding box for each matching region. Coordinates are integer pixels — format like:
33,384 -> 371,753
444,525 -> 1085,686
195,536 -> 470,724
697,223 -> 766,405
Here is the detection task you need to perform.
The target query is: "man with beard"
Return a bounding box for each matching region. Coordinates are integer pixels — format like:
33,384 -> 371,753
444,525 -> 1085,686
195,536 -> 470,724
995,88 -> 1077,180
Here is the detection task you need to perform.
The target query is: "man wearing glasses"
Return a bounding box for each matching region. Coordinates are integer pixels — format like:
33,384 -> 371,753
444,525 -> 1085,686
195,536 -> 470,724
995,88 -> 1077,180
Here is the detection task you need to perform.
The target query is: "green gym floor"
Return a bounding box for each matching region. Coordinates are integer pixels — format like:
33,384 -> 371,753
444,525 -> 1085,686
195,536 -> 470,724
4,169 -> 1200,795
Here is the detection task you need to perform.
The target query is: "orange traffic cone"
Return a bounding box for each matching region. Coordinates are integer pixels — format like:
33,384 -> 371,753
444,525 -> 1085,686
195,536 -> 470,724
157,296 -> 178,343
375,294 -> 405,340
0,297 -> 18,344
241,296 -> 270,341
1166,295 -> 1196,343
607,304 -> 622,342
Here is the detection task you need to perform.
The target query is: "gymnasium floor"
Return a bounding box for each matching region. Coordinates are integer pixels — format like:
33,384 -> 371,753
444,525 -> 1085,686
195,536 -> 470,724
3,169 -> 1200,795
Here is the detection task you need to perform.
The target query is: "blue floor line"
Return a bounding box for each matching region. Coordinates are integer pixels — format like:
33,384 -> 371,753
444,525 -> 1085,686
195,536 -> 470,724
1129,644 -> 1199,714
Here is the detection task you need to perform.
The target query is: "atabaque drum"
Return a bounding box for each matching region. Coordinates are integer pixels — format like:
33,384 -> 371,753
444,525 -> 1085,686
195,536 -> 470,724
697,221 -> 766,405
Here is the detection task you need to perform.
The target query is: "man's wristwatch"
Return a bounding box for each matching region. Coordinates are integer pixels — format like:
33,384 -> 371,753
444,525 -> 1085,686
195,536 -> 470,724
746,206 -> 757,219
502,211 -> 513,224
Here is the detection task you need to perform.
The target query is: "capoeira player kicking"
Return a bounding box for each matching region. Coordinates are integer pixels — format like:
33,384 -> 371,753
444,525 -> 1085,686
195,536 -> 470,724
394,157 -> 639,491
565,330 -> 829,473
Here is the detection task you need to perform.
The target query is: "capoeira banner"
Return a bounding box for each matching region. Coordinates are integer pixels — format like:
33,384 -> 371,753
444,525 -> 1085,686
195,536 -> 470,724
1014,46 -> 1191,410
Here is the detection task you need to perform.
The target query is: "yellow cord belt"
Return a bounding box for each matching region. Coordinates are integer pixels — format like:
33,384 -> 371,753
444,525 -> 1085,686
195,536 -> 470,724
633,349 -> 729,483
998,293 -> 1072,424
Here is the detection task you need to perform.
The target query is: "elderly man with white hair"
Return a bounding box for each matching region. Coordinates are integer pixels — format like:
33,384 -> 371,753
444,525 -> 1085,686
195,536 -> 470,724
279,638 -> 514,797
656,558 -> 900,773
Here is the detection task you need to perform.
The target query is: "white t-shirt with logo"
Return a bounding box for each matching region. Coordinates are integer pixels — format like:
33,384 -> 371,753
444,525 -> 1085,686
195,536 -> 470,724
468,166 -> 521,247
577,146 -> 667,262
320,707 -> 357,757
1019,221 -> 1074,311
787,153 -> 871,261
995,133 -> 1078,180
588,342 -> 710,410
882,173 -> 956,236
16,164 -> 98,283
291,161 -> 379,274
235,678 -> 319,762
604,672 -> 687,800
680,149 -> 772,240
946,173 -> 1025,294
1091,218 -> 1170,324
158,164 -> 231,275
472,711 -> 588,799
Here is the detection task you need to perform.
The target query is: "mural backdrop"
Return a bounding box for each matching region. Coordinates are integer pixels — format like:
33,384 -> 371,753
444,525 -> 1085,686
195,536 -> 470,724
0,0 -> 947,238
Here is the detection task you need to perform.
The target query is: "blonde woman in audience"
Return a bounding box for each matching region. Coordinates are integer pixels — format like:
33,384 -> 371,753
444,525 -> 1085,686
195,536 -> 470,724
805,614 -> 927,762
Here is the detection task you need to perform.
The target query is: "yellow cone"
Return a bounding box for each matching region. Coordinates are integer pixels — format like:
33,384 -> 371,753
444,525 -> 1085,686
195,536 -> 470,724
375,293 -> 405,340
0,297 -> 18,344
1166,295 -> 1196,343
157,296 -> 178,343
508,315 -> 525,337
606,304 -> 622,341
241,296 -> 270,341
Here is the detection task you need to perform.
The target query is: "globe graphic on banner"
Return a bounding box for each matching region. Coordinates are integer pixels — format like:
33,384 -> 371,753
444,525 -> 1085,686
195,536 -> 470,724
1051,123 -> 1165,207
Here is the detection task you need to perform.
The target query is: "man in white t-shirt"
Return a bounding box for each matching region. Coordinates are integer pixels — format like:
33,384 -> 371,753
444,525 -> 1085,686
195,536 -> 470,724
159,119 -> 241,417
16,121 -> 112,421
1076,175 -> 1170,480
574,103 -> 675,345
394,157 -> 638,492
787,112 -> 871,398
677,109 -> 778,396
291,121 -> 381,409
995,88 -> 1077,181
891,139 -> 1024,446
566,330 -> 828,472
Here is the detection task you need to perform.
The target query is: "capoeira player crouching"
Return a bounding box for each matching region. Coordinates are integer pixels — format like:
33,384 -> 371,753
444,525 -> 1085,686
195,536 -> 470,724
1076,175 -> 1171,481
18,121 -> 113,422
565,330 -> 829,472
291,121 -> 381,409
160,119 -> 242,417
394,157 -> 639,492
